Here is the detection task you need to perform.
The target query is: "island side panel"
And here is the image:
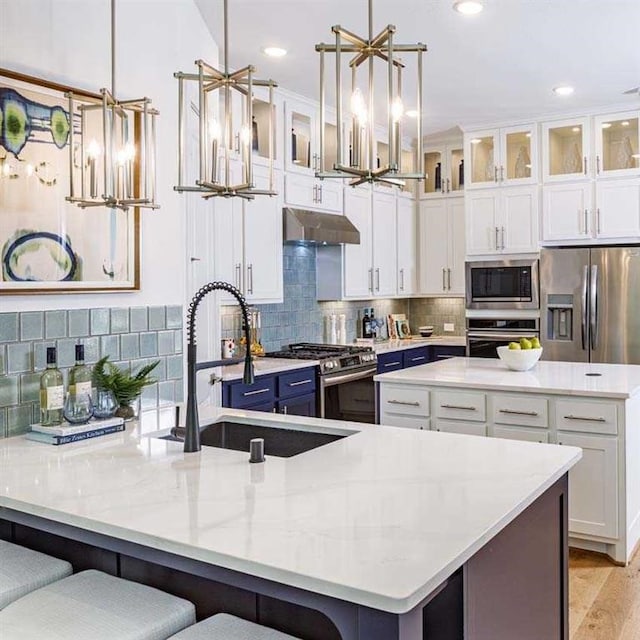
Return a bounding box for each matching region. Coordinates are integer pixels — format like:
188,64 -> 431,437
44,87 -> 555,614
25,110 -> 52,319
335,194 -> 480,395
465,474 -> 568,640
625,395 -> 640,561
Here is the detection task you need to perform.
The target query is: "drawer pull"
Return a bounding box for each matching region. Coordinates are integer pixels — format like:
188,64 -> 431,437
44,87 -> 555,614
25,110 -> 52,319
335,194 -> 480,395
243,388 -> 270,397
387,399 -> 420,407
563,414 -> 606,423
499,409 -> 539,417
288,379 -> 313,387
384,361 -> 402,367
411,356 -> 427,362
441,404 -> 477,411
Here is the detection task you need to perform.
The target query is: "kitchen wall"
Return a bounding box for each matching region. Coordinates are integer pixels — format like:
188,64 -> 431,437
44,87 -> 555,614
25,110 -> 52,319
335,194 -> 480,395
0,306 -> 184,438
220,244 -> 465,352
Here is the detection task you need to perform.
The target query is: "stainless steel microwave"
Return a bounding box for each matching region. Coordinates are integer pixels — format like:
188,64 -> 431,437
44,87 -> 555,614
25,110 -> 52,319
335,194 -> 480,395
465,259 -> 539,310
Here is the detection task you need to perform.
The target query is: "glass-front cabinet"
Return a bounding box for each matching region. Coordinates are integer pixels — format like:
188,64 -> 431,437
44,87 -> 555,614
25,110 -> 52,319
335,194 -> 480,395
250,86 -> 283,169
285,97 -> 317,174
594,111 -> 640,178
465,124 -> 537,189
541,117 -> 590,182
422,143 -> 464,197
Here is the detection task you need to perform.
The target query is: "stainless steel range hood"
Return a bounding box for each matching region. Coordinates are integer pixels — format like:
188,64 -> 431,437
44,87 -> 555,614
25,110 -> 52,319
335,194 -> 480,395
283,208 -> 360,245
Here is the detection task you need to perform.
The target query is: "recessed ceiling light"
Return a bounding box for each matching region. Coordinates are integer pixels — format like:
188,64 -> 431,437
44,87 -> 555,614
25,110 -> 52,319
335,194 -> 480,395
601,122 -> 612,129
262,46 -> 287,58
453,1 -> 484,15
553,85 -> 574,96
406,110 -> 419,118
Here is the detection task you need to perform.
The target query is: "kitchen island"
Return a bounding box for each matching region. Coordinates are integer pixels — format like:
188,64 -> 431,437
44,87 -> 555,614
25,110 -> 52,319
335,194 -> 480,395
376,357 -> 640,564
0,408 -> 579,639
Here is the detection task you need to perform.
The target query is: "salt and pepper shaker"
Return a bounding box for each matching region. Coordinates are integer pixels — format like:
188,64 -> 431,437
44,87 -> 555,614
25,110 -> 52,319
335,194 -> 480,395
338,314 -> 347,344
329,314 -> 338,343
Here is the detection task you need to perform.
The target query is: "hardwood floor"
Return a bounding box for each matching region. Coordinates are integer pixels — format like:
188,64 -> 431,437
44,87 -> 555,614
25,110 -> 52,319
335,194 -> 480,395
570,548 -> 640,639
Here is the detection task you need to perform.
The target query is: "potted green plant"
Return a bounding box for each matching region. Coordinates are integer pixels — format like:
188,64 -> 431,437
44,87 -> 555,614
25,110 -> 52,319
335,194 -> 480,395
93,356 -> 160,420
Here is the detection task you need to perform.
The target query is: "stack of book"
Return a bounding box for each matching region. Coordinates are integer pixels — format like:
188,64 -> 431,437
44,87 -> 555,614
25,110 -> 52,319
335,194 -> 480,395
26,417 -> 125,446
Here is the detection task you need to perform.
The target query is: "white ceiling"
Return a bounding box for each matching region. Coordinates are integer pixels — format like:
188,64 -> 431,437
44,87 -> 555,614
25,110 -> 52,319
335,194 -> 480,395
194,0 -> 640,136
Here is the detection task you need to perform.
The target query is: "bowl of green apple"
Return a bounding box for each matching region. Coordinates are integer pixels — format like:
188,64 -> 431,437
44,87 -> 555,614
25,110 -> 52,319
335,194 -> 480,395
496,337 -> 542,371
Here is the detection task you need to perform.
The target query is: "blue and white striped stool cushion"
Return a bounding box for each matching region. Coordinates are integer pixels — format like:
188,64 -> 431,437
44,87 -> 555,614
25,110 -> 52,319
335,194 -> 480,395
168,613 -> 302,640
0,540 -> 72,610
0,569 -> 196,640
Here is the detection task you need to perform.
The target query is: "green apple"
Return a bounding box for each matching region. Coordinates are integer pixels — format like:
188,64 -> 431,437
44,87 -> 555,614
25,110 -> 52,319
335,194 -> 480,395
508,342 -> 521,350
519,337 -> 532,350
531,337 -> 541,349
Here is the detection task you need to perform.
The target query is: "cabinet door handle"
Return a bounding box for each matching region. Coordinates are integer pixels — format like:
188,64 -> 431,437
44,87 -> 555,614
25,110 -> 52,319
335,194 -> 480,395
447,268 -> 451,290
282,405 -> 288,415
596,155 -> 601,175
375,267 -> 380,292
499,409 -> 539,417
190,257 -> 201,262
368,268 -> 374,292
446,178 -> 451,193
384,361 -> 402,367
495,226 -> 500,250
399,268 -> 405,291
583,156 -> 587,175
243,387 -> 270,397
410,356 -> 427,362
319,183 -> 323,202
442,267 -> 446,291
312,184 -> 318,203
501,226 -> 506,250
563,414 -> 606,423
235,133 -> 240,154
596,208 -> 601,235
441,404 -> 477,411
247,263 -> 254,294
235,263 -> 242,290
494,166 -> 498,183
500,165 -> 505,182
387,399 -> 420,407
288,379 -> 313,387
584,209 -> 589,235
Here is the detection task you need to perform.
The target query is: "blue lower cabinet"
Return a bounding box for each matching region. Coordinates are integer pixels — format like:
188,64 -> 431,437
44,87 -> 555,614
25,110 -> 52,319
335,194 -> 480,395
376,351 -> 404,374
225,376 -> 276,410
277,368 -> 317,400
243,399 -> 277,413
277,392 -> 317,417
432,345 -> 466,361
403,346 -> 431,368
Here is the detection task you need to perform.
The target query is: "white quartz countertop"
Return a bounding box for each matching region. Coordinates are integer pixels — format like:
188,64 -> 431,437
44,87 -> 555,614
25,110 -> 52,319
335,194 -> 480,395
375,357 -> 640,399
372,336 -> 466,354
212,357 -> 319,382
0,408 -> 579,614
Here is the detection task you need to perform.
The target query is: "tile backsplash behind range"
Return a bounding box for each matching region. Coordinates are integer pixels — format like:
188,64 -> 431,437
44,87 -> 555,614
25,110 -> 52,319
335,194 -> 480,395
0,306 -> 184,438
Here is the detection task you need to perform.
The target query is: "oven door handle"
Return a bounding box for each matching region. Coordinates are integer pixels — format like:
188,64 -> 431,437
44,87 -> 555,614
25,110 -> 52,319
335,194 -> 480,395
466,332 -> 537,341
320,365 -> 377,388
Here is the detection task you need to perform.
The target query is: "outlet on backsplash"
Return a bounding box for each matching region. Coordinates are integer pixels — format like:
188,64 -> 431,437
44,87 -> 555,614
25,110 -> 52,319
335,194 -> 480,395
444,323 -> 455,332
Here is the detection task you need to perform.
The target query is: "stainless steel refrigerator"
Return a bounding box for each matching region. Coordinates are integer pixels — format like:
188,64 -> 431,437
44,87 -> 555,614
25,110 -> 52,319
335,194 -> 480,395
540,247 -> 640,364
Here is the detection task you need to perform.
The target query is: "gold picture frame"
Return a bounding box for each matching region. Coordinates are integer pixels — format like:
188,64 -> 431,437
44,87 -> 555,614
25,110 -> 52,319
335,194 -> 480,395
0,68 -> 140,294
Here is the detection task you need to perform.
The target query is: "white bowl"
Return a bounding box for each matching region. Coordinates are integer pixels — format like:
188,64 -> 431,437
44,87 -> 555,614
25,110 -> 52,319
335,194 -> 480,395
496,346 -> 543,371
418,325 -> 434,337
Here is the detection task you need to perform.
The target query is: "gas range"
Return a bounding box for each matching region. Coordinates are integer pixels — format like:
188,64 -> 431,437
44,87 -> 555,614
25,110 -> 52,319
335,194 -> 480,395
266,343 -> 377,375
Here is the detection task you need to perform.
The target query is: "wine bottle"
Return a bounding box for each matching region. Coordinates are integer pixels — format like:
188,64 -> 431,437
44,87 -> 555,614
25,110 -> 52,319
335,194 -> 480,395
251,115 -> 259,152
459,159 -> 464,188
435,162 -> 442,191
40,347 -> 64,426
68,344 -> 92,400
362,309 -> 371,339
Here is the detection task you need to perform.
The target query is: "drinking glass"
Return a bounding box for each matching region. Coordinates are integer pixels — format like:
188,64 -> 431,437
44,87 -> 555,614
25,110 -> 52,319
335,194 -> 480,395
92,388 -> 118,419
63,393 -> 93,425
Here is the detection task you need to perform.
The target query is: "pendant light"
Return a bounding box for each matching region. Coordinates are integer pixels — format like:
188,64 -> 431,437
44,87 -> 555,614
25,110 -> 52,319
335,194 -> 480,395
174,0 -> 278,200
66,0 -> 159,210
316,0 -> 426,187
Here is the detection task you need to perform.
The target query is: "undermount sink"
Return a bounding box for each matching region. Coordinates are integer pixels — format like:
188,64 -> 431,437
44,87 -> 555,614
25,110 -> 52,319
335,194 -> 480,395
162,420 -> 350,458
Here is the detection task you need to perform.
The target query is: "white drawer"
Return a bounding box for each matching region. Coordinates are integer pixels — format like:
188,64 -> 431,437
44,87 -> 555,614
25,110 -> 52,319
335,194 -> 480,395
381,415 -> 430,430
492,425 -> 550,444
434,390 -> 486,422
433,420 -> 487,437
379,384 -> 430,417
554,399 -> 617,435
492,394 -> 548,428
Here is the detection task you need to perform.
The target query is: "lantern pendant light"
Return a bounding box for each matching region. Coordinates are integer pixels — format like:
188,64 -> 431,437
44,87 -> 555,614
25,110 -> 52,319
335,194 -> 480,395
316,0 -> 426,187
174,0 -> 278,200
66,0 -> 159,211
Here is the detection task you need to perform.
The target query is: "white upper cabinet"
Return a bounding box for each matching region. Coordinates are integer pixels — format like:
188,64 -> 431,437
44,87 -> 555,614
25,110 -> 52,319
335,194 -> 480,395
542,183 -> 593,241
250,86 -> 284,170
396,197 -> 417,296
465,124 -> 537,189
371,191 -> 398,297
422,143 -> 465,198
541,117 -> 591,183
595,178 -> 640,239
285,96 -> 318,175
593,111 -> 640,179
342,186 -> 374,298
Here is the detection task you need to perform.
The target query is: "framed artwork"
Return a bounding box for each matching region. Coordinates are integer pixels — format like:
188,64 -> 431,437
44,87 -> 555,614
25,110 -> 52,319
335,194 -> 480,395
0,68 -> 140,294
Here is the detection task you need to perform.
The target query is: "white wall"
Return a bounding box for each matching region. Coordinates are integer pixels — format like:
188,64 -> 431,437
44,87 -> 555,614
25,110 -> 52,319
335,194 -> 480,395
0,0 -> 217,311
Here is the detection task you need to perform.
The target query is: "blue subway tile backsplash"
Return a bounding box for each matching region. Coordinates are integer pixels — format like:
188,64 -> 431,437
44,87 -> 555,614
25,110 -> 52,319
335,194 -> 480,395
0,305 -> 184,439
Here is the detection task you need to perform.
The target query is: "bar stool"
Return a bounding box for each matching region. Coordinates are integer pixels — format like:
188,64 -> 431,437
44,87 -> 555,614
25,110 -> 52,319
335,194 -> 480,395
0,569 -> 196,640
168,613 -> 302,639
0,540 -> 72,610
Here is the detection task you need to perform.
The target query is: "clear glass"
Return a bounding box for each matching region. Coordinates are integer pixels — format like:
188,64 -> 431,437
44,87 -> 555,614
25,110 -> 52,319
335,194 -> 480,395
548,125 -> 583,176
424,150 -> 442,193
469,136 -> 495,184
63,392 -> 93,425
449,147 -> 464,191
291,112 -> 311,168
92,388 -> 118,419
252,99 -> 277,160
505,131 -> 532,179
600,118 -> 639,172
